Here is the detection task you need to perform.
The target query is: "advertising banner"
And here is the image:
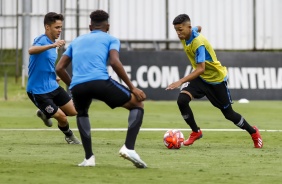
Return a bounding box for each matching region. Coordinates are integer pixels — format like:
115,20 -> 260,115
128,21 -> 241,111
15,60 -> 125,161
109,51 -> 282,100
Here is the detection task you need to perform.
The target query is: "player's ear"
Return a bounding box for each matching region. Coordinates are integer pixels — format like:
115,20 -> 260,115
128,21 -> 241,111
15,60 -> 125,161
44,24 -> 49,30
89,25 -> 92,31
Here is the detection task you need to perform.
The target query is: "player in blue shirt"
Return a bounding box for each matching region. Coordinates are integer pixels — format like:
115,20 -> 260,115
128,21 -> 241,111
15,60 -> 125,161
56,10 -> 147,168
26,12 -> 81,144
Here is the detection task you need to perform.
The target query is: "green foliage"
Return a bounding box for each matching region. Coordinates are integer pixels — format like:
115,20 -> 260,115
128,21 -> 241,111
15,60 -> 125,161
0,49 -> 22,77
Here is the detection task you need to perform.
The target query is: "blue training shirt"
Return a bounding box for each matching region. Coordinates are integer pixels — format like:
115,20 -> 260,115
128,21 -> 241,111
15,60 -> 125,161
26,34 -> 59,94
63,30 -> 120,89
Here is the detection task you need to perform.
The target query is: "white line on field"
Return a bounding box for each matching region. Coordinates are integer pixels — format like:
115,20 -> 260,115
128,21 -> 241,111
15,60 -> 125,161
0,128 -> 282,132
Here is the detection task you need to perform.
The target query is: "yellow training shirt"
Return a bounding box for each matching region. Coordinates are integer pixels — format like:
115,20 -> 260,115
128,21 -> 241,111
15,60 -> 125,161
181,30 -> 227,84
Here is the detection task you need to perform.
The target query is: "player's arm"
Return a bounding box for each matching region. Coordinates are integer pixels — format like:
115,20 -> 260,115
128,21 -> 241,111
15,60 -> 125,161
56,55 -> 72,86
166,46 -> 205,90
166,63 -> 205,90
109,50 -> 146,101
180,62 -> 205,83
28,40 -> 65,55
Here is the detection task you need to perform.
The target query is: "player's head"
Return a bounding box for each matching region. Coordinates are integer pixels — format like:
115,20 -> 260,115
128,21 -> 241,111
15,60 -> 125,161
44,12 -> 64,41
172,14 -> 192,40
89,10 -> 109,32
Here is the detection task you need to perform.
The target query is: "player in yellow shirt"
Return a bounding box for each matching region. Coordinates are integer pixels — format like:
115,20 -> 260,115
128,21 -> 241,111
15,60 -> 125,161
166,14 -> 263,148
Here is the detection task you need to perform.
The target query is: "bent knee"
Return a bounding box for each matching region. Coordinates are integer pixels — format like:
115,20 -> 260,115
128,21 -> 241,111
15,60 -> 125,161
177,93 -> 191,107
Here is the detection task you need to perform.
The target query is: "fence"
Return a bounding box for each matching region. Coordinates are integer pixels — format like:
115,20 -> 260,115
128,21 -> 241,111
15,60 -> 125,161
0,0 -> 281,97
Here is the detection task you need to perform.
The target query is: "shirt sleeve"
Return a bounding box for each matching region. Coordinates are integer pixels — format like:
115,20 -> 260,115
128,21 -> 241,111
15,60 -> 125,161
63,44 -> 73,59
33,36 -> 46,46
109,37 -> 120,52
195,45 -> 205,63
192,26 -> 198,32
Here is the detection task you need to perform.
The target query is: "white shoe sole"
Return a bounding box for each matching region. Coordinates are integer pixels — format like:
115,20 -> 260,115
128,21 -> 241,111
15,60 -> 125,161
119,152 -> 147,168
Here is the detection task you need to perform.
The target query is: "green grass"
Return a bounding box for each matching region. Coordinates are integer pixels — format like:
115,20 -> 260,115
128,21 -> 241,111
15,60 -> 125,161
0,78 -> 282,183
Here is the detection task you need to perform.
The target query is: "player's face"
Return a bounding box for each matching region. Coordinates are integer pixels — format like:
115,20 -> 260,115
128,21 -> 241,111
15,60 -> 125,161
174,21 -> 192,40
45,20 -> 63,41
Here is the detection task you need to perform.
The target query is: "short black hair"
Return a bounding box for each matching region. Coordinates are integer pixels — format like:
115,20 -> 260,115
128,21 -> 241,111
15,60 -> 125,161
44,12 -> 64,25
90,10 -> 109,23
173,14 -> 190,25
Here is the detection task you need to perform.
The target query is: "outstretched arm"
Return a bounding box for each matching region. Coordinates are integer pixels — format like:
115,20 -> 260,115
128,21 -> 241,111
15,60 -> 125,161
166,62 -> 205,90
29,40 -> 65,55
109,50 -> 146,101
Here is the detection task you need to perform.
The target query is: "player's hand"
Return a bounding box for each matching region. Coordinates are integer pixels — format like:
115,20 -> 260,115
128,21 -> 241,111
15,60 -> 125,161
132,87 -> 146,101
53,40 -> 65,48
166,81 -> 182,90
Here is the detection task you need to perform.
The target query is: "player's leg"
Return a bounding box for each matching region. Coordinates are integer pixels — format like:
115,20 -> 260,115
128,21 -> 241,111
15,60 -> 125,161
71,82 -> 94,166
27,92 -> 53,127
177,92 -> 197,131
59,99 -> 77,116
120,94 -> 147,168
52,87 -> 80,144
178,79 -> 204,146
177,92 -> 203,146
208,81 -> 263,148
98,78 -> 147,168
122,95 -> 144,145
220,105 -> 263,148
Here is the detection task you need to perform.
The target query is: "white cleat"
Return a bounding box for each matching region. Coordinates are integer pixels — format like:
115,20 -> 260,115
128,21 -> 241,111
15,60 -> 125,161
119,145 -> 147,168
36,109 -> 53,127
78,155 -> 95,167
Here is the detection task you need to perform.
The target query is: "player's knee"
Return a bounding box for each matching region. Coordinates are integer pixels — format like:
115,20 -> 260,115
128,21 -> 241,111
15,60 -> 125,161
135,101 -> 144,109
124,96 -> 144,110
177,93 -> 191,108
76,109 -> 88,117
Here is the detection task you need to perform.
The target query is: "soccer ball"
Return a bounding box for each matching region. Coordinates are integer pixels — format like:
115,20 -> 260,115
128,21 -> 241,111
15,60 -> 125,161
163,129 -> 185,149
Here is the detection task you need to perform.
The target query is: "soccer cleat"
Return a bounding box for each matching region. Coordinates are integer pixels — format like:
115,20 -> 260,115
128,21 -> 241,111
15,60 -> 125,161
78,155 -> 95,167
65,134 -> 82,144
36,109 -> 53,127
119,145 -> 147,169
183,130 -> 203,146
251,126 -> 263,148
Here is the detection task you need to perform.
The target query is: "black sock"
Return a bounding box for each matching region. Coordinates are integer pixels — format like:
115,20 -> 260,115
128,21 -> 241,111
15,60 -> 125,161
221,106 -> 256,135
77,116 -> 93,159
235,117 -> 256,134
58,124 -> 73,137
177,93 -> 199,132
125,108 -> 144,150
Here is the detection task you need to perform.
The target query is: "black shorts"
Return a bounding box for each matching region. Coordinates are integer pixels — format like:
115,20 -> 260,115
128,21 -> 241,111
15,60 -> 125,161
27,86 -> 71,118
181,77 -> 232,110
70,78 -> 131,115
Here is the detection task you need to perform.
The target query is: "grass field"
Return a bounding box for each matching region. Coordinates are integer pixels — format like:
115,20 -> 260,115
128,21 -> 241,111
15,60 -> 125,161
0,78 -> 282,184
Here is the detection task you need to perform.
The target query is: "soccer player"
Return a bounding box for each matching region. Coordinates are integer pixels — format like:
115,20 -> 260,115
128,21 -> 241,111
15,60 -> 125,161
166,14 -> 263,148
56,10 -> 147,168
26,12 -> 81,144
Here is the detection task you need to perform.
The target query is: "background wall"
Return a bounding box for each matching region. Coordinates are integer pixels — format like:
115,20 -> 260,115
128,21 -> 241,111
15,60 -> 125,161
116,51 -> 282,100
0,0 -> 282,50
